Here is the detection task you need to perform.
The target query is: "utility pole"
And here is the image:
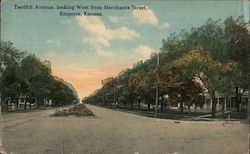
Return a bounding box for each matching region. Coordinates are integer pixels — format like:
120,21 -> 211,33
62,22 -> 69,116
0,93 -> 1,114
101,80 -> 104,106
155,52 -> 160,118
113,88 -> 116,108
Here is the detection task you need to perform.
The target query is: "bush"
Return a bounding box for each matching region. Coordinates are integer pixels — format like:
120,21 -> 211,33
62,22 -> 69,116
54,104 -> 94,117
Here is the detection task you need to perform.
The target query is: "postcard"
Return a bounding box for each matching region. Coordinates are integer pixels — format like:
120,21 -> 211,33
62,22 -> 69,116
0,0 -> 249,153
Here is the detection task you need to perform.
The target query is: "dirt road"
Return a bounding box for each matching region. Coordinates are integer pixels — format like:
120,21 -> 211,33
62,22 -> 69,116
0,104 -> 248,154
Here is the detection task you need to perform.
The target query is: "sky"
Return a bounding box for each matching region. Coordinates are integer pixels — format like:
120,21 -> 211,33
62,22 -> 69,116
1,0 -> 249,98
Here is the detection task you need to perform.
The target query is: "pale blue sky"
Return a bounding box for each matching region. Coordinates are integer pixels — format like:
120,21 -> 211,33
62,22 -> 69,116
1,0 -> 247,98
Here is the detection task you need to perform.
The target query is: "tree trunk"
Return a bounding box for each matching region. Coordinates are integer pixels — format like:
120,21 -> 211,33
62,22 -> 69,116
124,102 -> 126,109
160,95 -> 164,112
102,95 -> 104,106
239,94 -> 242,111
222,97 -> 226,113
138,101 -> 141,109
180,101 -> 184,114
147,102 -> 150,110
5,100 -> 9,111
248,68 -> 250,122
15,95 -> 19,111
248,80 -> 250,123
24,95 -> 27,110
247,31 -> 250,123
37,99 -> 39,108
29,98 -> 32,109
235,87 -> 240,111
188,105 -> 191,114
35,90 -> 39,108
211,97 -> 217,118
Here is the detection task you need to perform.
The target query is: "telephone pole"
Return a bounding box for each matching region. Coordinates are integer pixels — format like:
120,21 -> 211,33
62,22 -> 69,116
155,52 -> 160,118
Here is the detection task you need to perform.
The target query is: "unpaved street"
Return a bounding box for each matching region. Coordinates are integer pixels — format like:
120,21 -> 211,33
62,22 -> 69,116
0,104 -> 248,154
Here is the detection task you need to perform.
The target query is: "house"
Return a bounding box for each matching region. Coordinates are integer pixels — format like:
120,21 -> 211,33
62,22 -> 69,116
204,91 -> 249,111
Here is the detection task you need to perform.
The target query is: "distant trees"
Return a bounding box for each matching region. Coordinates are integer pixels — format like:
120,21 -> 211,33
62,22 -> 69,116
139,70 -> 155,109
128,70 -> 145,109
49,76 -> 79,107
83,16 -> 249,118
0,41 -> 79,111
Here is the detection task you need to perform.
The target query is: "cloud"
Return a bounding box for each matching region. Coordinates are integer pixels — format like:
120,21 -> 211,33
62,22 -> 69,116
62,19 -> 72,25
76,16 -> 140,61
133,45 -> 154,60
159,22 -> 170,29
46,40 -> 54,44
46,39 -> 61,45
108,16 -> 122,23
76,16 -> 140,48
83,36 -> 110,47
132,7 -> 159,26
96,50 -> 114,58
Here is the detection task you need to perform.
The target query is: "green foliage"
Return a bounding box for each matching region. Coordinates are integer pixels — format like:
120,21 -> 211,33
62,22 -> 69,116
138,70 -> 155,105
83,16 -> 249,117
49,76 -> 79,106
0,41 -> 79,111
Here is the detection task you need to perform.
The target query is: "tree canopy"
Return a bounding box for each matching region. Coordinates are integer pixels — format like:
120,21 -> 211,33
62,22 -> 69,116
84,16 -> 249,117
0,41 -> 79,111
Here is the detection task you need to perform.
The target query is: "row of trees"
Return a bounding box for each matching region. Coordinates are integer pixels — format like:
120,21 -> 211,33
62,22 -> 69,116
0,41 -> 79,111
83,16 -> 250,118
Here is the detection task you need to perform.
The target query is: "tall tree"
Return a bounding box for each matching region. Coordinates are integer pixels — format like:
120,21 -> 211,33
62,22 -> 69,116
18,54 -> 52,108
0,41 -> 25,110
139,70 -> 155,109
224,16 -> 250,111
171,48 -> 239,117
128,70 -> 145,109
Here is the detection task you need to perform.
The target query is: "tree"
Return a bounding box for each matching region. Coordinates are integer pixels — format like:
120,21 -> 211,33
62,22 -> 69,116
0,41 -> 25,110
85,16 -> 249,119
224,16 -> 250,111
1,41 -> 79,111
139,70 -> 155,109
128,70 -> 145,109
171,48 -> 239,117
50,76 -> 79,106
158,63 -> 204,113
118,95 -> 126,108
18,54 -> 52,108
160,17 -> 247,114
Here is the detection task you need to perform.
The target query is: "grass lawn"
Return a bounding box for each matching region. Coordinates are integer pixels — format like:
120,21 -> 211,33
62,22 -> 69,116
98,105 -> 248,121
1,107 -> 52,115
1,104 -> 75,115
112,107 -> 210,120
215,111 -> 248,119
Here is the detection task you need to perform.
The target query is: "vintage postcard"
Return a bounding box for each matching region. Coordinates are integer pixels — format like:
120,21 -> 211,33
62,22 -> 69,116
0,0 -> 249,153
